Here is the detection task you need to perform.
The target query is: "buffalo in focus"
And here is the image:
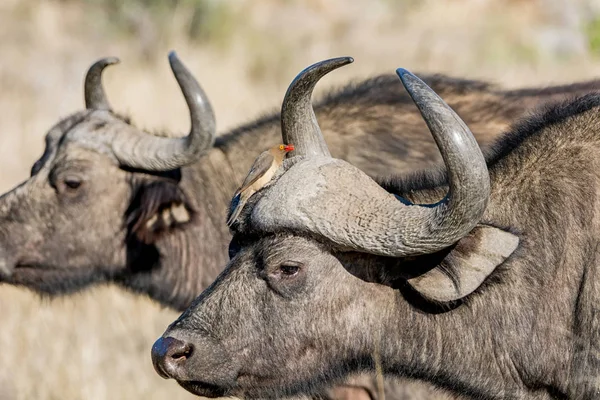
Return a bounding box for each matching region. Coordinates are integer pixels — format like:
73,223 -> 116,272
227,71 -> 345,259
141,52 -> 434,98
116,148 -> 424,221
154,58 -> 600,400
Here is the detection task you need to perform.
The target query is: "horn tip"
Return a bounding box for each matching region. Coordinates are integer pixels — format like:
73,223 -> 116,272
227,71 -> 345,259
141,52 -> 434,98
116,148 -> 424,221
328,56 -> 354,69
395,68 -> 416,82
88,57 -> 120,71
396,68 -> 429,92
99,57 -> 120,67
84,56 -> 120,110
168,50 -> 182,67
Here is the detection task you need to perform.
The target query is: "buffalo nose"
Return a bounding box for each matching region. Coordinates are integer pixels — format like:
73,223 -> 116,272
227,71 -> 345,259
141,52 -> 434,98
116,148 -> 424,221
151,336 -> 194,379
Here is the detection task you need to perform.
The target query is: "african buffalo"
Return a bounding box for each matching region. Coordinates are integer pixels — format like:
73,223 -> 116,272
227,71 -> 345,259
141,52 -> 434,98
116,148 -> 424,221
153,58 -> 600,400
2,53 -> 600,400
1,54 -> 597,304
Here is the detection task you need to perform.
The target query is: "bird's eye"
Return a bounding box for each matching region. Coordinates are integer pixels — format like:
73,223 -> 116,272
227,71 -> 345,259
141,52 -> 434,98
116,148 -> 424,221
279,145 -> 284,150
279,262 -> 301,277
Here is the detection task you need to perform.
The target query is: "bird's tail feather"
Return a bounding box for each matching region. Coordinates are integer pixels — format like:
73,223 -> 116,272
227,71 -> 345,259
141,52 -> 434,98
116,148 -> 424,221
226,193 -> 242,227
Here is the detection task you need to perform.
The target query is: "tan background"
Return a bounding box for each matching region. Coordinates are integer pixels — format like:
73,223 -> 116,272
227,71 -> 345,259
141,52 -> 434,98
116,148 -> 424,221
1,0 -> 600,399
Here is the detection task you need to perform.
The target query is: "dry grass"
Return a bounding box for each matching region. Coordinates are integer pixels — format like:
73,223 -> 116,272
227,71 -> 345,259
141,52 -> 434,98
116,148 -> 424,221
0,0 -> 600,399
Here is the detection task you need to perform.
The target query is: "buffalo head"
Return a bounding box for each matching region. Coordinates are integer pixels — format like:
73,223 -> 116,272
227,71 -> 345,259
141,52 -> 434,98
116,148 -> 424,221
152,58 -> 520,399
0,52 -> 218,298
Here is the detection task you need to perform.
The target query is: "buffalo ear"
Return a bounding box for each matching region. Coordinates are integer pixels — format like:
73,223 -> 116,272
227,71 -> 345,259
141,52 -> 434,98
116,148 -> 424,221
407,225 -> 519,302
126,180 -> 193,244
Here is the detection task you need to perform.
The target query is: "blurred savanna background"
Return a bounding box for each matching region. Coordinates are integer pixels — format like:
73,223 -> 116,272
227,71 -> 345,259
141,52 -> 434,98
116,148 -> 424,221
1,0 -> 600,399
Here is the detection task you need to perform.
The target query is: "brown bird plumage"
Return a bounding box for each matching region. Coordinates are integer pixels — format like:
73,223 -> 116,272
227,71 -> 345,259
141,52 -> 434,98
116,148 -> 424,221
227,144 -> 294,227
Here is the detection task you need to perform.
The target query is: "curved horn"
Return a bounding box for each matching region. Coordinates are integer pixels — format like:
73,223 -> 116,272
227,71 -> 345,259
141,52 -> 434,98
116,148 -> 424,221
168,50 -> 217,156
281,57 -> 353,158
85,57 -> 120,110
110,51 -> 216,170
392,68 -> 490,251
254,69 -> 489,257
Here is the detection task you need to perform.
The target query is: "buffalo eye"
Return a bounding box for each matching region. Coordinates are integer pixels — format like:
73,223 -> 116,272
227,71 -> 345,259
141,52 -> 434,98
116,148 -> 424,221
63,177 -> 83,191
279,261 -> 302,277
49,168 -> 86,195
265,260 -> 306,296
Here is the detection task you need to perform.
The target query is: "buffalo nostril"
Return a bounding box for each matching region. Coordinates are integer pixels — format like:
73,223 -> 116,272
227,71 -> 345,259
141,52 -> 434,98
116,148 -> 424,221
170,342 -> 193,361
151,336 -> 195,380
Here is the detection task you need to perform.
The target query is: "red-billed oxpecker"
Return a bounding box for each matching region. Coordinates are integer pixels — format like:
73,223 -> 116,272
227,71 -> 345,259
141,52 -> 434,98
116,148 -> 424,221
227,144 -> 295,227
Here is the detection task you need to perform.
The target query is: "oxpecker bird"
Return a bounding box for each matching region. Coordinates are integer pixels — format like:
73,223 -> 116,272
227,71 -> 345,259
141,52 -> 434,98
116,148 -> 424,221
227,144 -> 295,227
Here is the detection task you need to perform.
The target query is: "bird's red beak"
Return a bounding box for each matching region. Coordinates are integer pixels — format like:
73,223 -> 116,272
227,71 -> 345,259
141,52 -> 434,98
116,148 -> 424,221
283,144 -> 295,152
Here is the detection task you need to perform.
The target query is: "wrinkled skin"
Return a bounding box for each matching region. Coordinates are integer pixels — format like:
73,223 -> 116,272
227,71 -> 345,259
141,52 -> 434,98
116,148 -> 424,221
2,67 -> 600,400
157,93 -> 600,399
162,235 -> 397,399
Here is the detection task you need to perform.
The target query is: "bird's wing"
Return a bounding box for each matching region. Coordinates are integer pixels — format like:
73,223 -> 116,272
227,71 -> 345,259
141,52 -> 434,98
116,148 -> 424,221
234,151 -> 275,196
226,192 -> 243,227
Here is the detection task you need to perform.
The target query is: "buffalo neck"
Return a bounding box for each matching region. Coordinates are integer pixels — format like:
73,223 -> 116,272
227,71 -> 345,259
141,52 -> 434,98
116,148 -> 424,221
124,149 -> 237,311
361,100 -> 600,399
122,116 -> 284,310
351,187 -> 585,400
